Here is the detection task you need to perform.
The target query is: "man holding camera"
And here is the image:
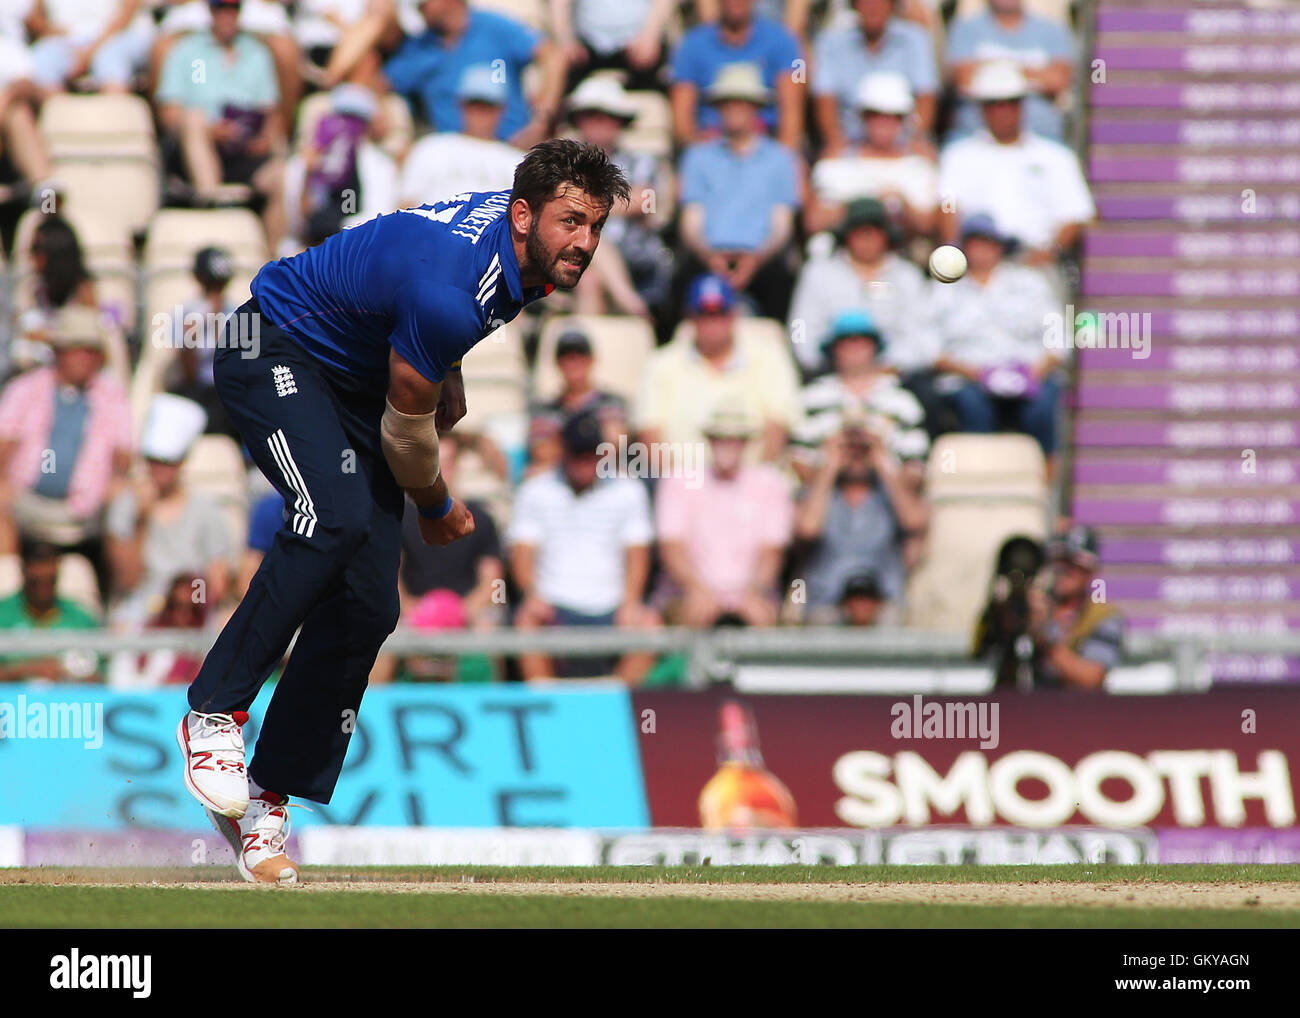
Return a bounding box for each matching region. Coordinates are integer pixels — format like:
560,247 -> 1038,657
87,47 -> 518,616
977,525 -> 1123,689
793,408 -> 928,622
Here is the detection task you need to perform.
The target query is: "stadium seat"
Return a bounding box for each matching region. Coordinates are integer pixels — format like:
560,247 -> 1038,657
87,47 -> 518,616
0,552 -> 103,618
143,208 -> 268,273
50,156 -> 160,238
181,435 -> 251,550
533,314 -> 655,406
38,93 -> 157,162
461,320 -> 528,384
621,90 -> 674,159
904,435 -> 1048,633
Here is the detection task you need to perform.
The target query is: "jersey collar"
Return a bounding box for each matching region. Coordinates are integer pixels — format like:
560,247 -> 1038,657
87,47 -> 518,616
489,213 -> 556,307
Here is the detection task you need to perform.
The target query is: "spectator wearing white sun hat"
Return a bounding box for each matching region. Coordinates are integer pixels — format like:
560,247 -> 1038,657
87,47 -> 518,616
805,71 -> 938,241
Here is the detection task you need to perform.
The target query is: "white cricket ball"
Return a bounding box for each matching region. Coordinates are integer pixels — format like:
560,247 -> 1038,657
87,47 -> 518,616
929,245 -> 968,283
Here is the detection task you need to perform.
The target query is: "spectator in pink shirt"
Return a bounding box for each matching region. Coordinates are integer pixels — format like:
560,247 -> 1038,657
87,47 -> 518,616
0,307 -> 133,593
655,406 -> 793,627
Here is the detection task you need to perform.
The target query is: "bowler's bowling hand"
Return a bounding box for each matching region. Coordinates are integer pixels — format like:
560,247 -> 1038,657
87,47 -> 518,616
418,499 -> 475,546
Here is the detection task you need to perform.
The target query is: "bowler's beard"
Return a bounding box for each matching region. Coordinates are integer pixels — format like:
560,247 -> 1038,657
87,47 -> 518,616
526,223 -> 589,289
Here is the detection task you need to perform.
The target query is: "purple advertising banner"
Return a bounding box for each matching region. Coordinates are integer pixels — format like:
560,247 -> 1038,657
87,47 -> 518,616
1073,418 -> 1298,448
1073,495 -> 1300,526
1091,119 -> 1300,147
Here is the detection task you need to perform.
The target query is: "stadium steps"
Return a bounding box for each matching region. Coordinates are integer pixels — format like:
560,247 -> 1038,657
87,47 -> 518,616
1075,2 -> 1300,681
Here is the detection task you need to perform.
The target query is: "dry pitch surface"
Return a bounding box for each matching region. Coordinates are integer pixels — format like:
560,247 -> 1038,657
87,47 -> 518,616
3,865 -> 1300,927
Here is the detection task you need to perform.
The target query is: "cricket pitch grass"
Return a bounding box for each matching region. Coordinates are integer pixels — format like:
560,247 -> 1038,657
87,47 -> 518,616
3,864 -> 1300,928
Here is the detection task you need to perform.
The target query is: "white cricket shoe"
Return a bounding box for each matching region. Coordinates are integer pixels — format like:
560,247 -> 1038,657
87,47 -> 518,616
207,793 -> 300,885
177,710 -> 250,818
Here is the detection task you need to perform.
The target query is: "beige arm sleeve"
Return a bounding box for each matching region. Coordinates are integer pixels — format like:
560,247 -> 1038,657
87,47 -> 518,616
380,399 -> 441,489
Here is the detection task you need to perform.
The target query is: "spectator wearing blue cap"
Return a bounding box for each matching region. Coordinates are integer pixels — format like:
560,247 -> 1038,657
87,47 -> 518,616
384,0 -> 567,147
676,63 -> 802,321
791,308 -> 929,483
398,64 -> 525,205
635,273 -> 801,464
932,214 -> 1062,472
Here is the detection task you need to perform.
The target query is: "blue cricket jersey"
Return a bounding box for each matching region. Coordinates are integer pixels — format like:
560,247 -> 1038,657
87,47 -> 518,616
251,190 -> 553,390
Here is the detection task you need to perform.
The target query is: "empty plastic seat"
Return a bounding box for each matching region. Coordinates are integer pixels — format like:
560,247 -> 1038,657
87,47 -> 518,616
621,90 -> 673,158
51,156 -> 160,238
904,435 -> 1048,633
39,93 -> 157,162
181,435 -> 250,550
143,208 -> 268,272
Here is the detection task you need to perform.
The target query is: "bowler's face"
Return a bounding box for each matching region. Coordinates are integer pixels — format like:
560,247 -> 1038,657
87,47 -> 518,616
522,186 -> 610,289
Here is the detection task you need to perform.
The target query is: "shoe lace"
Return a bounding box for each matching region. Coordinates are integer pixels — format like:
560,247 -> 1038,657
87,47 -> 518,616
197,712 -> 244,743
254,801 -> 311,855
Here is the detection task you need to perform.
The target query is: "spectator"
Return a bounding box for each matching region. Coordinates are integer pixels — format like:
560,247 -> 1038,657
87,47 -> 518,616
27,0 -> 155,94
397,432 -> 504,629
812,0 -> 939,154
787,198 -> 936,389
976,524 -> 1122,690
287,82 -> 398,249
946,0 -> 1074,141
654,407 -> 792,627
156,0 -> 287,249
509,412 -> 658,683
791,308 -> 929,484
0,539 -> 101,683
931,213 -> 1063,467
636,274 -> 800,465
154,0 -> 301,124
0,12 -> 53,204
566,76 -> 671,315
107,571 -> 210,687
552,0 -> 674,93
295,0 -> 394,90
805,72 -> 937,239
13,214 -> 103,373
383,0 -> 566,149
104,394 -> 235,627
0,307 -> 133,583
237,487 -> 284,598
937,60 -> 1094,269
398,65 -> 524,206
369,431 -> 503,683
677,64 -> 801,320
793,412 -> 928,619
669,0 -> 803,149
163,245 -> 240,438
528,327 -> 628,474
838,571 -> 887,626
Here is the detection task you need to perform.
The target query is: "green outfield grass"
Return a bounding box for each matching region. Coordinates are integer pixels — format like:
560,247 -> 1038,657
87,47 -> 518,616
2,865 -> 1299,928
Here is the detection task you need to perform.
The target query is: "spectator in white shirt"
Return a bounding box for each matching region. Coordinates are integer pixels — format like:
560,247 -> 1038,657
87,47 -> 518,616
805,72 -> 937,240
508,412 -> 659,683
398,64 -> 525,207
937,60 -> 1093,268
787,197 -> 938,384
27,0 -> 154,94
932,213 -> 1063,469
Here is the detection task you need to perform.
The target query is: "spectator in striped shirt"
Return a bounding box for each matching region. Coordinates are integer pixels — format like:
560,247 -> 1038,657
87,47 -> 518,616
791,308 -> 929,485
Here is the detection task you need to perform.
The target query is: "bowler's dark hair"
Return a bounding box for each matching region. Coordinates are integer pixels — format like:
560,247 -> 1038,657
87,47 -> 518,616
510,139 -> 630,216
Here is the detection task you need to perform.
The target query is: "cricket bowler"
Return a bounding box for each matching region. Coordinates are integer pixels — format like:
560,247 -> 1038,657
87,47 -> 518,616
176,139 -> 629,882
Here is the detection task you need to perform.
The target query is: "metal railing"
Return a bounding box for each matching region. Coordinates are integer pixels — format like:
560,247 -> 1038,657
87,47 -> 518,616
0,625 -> 1292,690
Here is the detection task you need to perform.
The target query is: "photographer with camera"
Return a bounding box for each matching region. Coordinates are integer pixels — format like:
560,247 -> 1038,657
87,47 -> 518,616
793,409 -> 928,623
974,524 -> 1123,690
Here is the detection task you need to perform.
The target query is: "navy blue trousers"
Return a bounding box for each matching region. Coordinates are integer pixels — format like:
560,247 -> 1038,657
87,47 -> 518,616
188,299 -> 403,803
